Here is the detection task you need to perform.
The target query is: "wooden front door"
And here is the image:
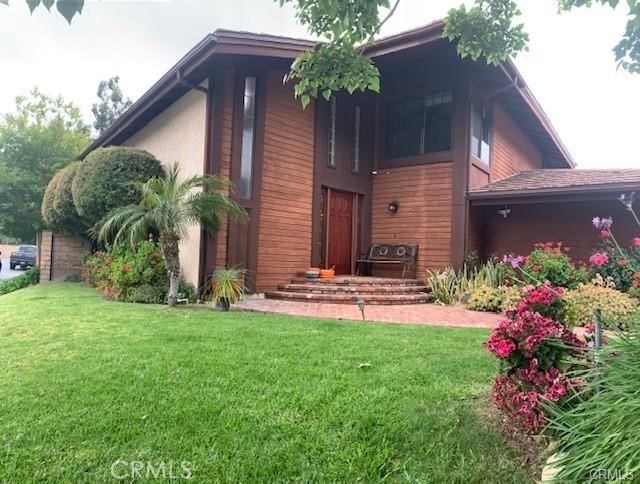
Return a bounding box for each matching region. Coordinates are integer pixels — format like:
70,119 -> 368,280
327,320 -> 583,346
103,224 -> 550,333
327,190 -> 354,274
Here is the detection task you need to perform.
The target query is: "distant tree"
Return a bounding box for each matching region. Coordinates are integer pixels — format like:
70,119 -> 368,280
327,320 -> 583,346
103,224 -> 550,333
0,88 -> 89,242
91,76 -> 132,136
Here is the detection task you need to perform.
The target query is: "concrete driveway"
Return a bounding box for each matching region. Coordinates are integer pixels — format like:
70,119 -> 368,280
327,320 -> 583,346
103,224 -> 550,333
0,258 -> 22,281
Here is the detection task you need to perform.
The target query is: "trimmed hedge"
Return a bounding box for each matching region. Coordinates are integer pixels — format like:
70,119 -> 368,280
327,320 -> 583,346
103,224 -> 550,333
42,162 -> 86,235
0,267 -> 40,296
72,147 -> 164,227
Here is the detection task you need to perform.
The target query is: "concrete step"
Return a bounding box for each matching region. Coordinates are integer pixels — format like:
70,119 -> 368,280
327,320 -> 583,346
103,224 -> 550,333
264,291 -> 431,305
278,283 -> 429,294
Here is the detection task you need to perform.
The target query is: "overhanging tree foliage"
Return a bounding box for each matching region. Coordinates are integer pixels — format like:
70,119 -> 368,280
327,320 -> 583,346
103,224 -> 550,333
6,0 -> 639,102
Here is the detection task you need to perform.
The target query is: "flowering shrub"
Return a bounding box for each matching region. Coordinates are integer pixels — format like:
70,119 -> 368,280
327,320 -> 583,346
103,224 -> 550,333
83,241 -> 196,303
520,242 -> 588,289
589,200 -> 640,292
564,275 -> 637,329
486,283 -> 584,433
467,285 -> 521,312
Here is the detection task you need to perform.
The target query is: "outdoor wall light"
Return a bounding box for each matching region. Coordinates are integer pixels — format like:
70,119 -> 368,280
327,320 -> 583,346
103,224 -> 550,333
498,206 -> 512,218
388,201 -> 399,214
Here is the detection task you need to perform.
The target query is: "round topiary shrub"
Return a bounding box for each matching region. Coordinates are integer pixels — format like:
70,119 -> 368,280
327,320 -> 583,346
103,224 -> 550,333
48,162 -> 87,235
72,146 -> 164,227
41,170 -> 62,227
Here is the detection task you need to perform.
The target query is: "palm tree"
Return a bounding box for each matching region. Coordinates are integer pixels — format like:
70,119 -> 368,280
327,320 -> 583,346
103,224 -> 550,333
97,163 -> 247,306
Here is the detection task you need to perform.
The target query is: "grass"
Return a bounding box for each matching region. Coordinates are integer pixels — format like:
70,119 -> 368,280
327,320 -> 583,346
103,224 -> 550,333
0,283 -> 529,482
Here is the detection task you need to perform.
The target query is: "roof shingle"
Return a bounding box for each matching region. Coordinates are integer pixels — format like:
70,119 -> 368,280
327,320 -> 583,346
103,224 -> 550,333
469,169 -> 640,198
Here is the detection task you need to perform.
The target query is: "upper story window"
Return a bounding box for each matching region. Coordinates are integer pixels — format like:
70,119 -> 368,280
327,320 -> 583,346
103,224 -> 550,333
352,105 -> 361,173
386,91 -> 453,159
239,76 -> 257,198
472,102 -> 491,164
327,97 -> 337,168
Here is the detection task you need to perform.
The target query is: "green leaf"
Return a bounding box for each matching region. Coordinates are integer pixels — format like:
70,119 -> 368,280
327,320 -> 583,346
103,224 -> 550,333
300,94 -> 310,109
42,0 -> 54,10
322,89 -> 332,101
0,0 -> 9,6
56,0 -> 84,23
26,0 -> 40,13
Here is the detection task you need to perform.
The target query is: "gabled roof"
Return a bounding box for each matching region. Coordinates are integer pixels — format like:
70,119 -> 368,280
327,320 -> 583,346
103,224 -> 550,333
81,22 -> 574,168
469,169 -> 640,200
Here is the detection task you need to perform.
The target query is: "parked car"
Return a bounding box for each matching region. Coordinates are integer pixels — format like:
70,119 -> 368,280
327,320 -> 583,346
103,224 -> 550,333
10,245 -> 38,270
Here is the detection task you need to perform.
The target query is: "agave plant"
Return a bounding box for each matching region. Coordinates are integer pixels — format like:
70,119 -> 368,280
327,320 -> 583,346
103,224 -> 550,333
97,163 -> 247,306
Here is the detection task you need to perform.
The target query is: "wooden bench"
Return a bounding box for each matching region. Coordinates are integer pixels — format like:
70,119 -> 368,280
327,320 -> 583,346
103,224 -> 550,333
356,244 -> 418,279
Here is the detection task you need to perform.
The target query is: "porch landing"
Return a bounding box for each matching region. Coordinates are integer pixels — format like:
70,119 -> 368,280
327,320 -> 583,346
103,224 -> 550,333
265,276 -> 430,305
234,296 -> 503,329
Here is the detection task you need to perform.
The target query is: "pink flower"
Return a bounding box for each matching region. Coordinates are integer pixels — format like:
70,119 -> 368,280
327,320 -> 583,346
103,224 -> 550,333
633,237 -> 640,247
589,252 -> 609,267
600,230 -> 611,238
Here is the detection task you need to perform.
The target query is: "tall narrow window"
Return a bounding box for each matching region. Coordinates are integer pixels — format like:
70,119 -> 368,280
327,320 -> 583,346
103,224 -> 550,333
327,96 -> 337,168
472,102 -> 491,163
352,105 -> 361,173
239,77 -> 257,198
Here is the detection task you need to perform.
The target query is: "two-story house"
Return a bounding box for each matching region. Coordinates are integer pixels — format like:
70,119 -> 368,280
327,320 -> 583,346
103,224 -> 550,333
81,21 -> 640,294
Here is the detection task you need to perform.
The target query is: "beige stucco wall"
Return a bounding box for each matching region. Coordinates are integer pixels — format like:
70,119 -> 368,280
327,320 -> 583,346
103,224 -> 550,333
124,84 -> 207,288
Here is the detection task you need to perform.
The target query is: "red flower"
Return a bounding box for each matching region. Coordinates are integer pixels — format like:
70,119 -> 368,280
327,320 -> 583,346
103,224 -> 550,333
634,237 -> 640,247
600,230 -> 611,238
589,252 -> 609,267
618,259 -> 628,267
532,265 -> 542,273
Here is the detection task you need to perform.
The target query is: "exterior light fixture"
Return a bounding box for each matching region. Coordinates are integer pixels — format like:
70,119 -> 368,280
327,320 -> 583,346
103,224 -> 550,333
498,206 -> 511,218
388,201 -> 399,214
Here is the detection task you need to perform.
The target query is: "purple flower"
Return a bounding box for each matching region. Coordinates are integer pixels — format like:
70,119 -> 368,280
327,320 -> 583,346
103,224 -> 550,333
592,216 -> 613,230
619,192 -> 635,211
503,254 -> 524,269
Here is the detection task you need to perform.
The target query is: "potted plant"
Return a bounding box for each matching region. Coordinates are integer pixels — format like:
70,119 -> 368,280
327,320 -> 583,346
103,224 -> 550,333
211,268 -> 245,311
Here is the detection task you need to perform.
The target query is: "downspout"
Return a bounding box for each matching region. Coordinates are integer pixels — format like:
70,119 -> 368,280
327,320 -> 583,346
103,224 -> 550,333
177,70 -> 212,298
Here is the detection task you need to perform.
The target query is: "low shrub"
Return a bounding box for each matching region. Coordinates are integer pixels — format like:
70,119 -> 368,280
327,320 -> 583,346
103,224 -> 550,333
0,267 -> 40,296
520,242 -> 588,289
83,241 -> 195,304
468,285 -> 521,313
486,283 -> 585,434
425,266 -> 475,306
564,275 -> 637,329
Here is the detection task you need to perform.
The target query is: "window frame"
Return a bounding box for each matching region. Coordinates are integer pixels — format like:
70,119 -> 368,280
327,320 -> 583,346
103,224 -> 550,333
383,90 -> 454,167
352,105 -> 361,174
471,101 -> 492,166
238,76 -> 257,199
327,96 -> 337,168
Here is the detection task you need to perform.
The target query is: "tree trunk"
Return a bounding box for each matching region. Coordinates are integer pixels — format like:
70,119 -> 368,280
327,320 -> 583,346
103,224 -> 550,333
160,231 -> 181,307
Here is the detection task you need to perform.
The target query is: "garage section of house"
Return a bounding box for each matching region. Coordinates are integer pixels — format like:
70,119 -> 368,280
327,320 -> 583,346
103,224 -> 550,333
468,169 -> 640,261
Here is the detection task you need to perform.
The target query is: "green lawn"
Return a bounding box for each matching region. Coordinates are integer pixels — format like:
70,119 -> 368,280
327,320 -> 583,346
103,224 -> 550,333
0,284 -> 528,482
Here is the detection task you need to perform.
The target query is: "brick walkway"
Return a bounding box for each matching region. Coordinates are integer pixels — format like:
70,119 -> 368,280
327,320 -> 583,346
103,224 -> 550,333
234,296 -> 503,329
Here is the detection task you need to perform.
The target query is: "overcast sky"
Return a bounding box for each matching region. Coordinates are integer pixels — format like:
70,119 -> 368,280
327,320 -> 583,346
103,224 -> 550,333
1,0 -> 638,168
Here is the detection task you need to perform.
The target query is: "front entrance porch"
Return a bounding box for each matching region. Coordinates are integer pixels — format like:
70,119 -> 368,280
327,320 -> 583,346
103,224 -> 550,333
264,276 -> 430,305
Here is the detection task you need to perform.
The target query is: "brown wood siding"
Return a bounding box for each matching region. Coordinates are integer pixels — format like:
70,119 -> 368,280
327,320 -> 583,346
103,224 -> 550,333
215,68 -> 235,269
476,199 -> 637,262
490,104 -> 543,182
256,70 -> 315,291
371,162 -> 453,277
